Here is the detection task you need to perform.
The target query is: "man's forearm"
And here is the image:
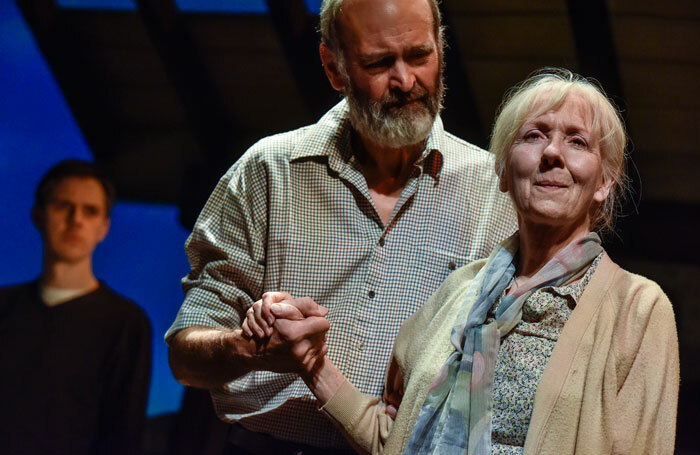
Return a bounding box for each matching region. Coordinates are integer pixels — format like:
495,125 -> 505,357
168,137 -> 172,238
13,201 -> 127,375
169,305 -> 331,389
168,326 -> 259,389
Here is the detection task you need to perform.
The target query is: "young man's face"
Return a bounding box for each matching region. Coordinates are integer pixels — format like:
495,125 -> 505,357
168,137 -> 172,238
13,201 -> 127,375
35,176 -> 111,264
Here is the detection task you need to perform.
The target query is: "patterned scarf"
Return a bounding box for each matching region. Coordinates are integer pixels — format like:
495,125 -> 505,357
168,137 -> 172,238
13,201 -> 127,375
405,232 -> 602,454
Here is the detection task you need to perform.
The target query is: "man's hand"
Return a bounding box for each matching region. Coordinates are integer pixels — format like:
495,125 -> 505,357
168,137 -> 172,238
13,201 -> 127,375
169,292 -> 330,388
241,292 -> 328,338
240,292 -> 330,376
242,291 -> 287,338
242,292 -> 327,338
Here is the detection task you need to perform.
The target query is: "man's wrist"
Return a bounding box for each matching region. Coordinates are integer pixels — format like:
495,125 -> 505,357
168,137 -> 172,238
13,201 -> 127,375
226,328 -> 295,374
223,328 -> 263,371
169,326 -> 259,387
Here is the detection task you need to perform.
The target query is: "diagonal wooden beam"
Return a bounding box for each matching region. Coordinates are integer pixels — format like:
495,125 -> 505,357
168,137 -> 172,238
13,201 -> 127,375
135,0 -> 241,228
565,0 -> 633,178
436,2 -> 487,148
566,0 -> 624,101
135,0 -> 235,156
566,0 -> 648,256
264,0 -> 337,119
15,0 -> 125,162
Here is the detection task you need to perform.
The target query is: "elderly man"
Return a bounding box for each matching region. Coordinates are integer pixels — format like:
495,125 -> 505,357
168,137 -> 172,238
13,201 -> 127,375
0,160 -> 151,455
166,0 -> 515,453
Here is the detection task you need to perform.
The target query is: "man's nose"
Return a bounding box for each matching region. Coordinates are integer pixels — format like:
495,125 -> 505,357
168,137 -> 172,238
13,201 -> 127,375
67,206 -> 83,225
389,60 -> 415,92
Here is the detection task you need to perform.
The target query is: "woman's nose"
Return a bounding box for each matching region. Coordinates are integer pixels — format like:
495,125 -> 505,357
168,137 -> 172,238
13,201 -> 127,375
541,137 -> 564,167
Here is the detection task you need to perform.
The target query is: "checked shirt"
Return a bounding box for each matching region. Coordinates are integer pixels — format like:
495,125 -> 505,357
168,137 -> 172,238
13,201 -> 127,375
166,99 -> 517,448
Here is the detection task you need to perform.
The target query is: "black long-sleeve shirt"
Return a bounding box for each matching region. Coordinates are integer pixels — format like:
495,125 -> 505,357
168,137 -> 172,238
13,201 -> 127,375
0,281 -> 151,455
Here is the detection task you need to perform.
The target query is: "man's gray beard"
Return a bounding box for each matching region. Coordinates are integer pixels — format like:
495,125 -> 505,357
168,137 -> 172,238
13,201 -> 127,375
344,78 -> 444,149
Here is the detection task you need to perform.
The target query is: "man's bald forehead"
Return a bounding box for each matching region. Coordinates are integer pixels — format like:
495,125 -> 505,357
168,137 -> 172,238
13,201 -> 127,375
338,0 -> 433,32
320,0 -> 443,54
336,0 -> 435,43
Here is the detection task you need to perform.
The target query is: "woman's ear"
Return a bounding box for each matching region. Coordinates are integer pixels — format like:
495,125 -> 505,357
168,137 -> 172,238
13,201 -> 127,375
593,174 -> 614,204
497,162 -> 509,193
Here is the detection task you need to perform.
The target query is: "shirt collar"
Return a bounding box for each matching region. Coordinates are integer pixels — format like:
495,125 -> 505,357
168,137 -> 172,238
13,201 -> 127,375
289,98 -> 353,162
543,252 -> 604,303
290,98 -> 445,182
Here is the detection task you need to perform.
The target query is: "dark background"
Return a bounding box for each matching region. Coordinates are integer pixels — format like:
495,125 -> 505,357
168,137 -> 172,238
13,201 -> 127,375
1,0 -> 698,453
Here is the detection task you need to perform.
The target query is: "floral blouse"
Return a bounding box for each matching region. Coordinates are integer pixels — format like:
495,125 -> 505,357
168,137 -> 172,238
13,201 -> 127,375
488,253 -> 603,454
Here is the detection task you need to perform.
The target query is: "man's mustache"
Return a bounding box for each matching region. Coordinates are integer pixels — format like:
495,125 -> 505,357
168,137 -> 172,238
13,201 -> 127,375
381,85 -> 430,110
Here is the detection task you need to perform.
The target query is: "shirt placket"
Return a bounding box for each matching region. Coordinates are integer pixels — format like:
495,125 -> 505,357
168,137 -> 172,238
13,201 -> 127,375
345,167 -> 427,393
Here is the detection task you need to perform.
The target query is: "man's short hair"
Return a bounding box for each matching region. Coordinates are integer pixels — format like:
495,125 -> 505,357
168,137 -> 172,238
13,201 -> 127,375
35,159 -> 117,215
319,0 -> 445,55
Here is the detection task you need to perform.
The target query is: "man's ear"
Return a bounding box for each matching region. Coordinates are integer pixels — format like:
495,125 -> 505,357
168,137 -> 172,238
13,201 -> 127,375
31,206 -> 44,231
97,217 -> 111,243
319,43 -> 346,91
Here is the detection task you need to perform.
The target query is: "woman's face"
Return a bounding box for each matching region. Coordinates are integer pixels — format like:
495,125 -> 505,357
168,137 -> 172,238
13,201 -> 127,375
502,94 -> 611,232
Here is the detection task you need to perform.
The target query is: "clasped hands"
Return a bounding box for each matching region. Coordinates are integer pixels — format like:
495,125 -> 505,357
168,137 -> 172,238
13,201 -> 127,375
241,292 -> 330,377
241,292 -> 400,419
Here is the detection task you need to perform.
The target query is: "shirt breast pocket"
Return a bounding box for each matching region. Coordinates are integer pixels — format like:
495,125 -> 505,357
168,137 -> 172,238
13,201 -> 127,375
407,247 -> 475,311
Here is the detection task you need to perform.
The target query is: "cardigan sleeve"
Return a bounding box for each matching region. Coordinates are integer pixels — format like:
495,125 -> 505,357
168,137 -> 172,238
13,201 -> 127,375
320,366 -> 399,454
612,282 -> 679,454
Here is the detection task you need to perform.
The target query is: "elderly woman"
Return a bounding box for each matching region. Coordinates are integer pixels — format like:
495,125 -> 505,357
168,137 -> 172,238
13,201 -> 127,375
243,68 -> 679,454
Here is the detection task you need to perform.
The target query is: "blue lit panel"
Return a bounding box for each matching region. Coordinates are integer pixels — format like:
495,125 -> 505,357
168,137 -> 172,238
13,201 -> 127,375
56,0 -> 137,10
0,0 -> 92,283
305,0 -> 322,14
175,0 -> 268,13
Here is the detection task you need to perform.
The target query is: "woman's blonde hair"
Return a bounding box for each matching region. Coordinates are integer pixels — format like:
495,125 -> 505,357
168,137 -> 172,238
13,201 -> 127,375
490,67 -> 628,232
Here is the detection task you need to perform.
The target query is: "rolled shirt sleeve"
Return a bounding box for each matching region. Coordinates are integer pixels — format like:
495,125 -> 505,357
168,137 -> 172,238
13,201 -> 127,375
166,152 -> 269,340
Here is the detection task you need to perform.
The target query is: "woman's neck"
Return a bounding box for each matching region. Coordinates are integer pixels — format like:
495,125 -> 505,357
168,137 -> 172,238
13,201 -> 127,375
517,220 -> 592,278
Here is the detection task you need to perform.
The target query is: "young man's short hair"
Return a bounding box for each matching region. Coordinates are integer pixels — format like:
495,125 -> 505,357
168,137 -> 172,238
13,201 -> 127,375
35,160 -> 117,215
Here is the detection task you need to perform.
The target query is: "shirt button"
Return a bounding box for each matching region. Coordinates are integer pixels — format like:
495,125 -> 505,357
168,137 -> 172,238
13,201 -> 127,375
358,341 -> 365,351
378,237 -> 385,247
448,261 -> 456,270
368,290 -> 375,299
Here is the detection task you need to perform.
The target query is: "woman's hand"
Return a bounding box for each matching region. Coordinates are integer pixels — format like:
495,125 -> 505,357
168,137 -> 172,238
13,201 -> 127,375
241,292 -> 330,376
271,303 -> 330,375
242,291 -> 292,338
242,292 -> 328,337
383,356 -> 403,419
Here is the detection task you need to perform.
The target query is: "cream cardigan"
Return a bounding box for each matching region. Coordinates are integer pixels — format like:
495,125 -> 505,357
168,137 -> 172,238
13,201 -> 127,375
321,254 -> 679,454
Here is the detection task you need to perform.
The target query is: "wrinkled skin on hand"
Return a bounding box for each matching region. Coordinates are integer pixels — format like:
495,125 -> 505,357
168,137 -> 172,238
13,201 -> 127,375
242,292 -> 330,376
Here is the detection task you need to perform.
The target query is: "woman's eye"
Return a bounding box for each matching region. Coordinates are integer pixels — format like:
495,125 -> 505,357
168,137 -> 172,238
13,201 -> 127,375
524,131 -> 542,141
570,137 -> 588,148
